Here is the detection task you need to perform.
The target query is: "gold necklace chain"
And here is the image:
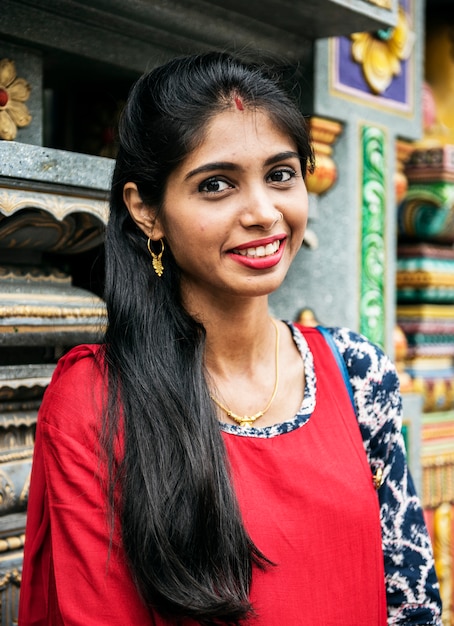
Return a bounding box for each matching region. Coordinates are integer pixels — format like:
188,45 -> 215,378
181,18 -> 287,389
210,318 -> 280,428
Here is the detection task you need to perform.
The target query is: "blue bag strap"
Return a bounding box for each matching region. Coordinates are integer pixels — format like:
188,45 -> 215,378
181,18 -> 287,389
315,325 -> 385,488
315,325 -> 356,415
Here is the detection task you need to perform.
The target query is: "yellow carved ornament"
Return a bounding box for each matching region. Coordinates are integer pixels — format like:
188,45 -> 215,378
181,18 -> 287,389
305,116 -> 343,196
350,7 -> 415,95
0,59 -> 32,140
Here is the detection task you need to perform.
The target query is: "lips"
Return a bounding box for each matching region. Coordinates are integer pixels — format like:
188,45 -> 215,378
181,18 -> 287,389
232,239 -> 281,258
228,236 -> 287,269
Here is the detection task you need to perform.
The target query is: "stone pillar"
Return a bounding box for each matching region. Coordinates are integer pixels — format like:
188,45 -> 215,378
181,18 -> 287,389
0,143 -> 112,625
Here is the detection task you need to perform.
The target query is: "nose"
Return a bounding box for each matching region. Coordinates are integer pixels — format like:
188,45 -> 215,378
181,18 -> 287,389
239,185 -> 284,230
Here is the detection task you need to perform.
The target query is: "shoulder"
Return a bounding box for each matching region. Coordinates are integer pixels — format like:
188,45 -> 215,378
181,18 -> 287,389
47,344 -> 105,395
324,326 -> 398,386
292,323 -> 392,376
323,327 -> 402,436
38,344 -> 106,440
293,323 -> 402,424
293,322 -> 398,391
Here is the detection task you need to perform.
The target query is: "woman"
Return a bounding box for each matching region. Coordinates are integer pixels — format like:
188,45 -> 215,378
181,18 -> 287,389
19,52 -> 442,625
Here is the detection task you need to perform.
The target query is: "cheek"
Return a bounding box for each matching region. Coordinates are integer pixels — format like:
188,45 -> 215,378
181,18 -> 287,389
299,189 -> 310,226
291,198 -> 309,230
165,220 -> 218,264
286,198 -> 309,252
299,201 -> 308,221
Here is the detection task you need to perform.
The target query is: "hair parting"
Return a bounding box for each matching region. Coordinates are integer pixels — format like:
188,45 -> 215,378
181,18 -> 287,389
233,93 -> 244,111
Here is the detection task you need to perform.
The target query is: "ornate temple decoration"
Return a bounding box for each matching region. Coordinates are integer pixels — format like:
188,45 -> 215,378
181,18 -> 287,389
395,20 -> 454,607
360,126 -> 386,348
393,324 -> 413,393
0,149 -> 110,625
398,152 -> 454,243
422,414 -> 454,506
0,266 -> 106,345
0,60 -> 31,141
395,139 -> 413,203
433,503 -> 452,623
0,567 -> 21,625
0,185 -> 108,225
365,0 -> 392,8
424,23 -> 454,146
0,187 -> 108,341
0,193 -> 108,254
306,116 -> 343,196
350,6 -> 415,95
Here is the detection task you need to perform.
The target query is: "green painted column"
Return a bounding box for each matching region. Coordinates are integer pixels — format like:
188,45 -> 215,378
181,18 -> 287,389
360,125 -> 387,348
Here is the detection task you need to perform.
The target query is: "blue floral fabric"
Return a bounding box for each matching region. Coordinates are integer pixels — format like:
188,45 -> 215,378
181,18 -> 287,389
219,322 -> 442,625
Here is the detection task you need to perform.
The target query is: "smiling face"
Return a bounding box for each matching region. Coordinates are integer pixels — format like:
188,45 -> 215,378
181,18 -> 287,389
126,107 -> 308,312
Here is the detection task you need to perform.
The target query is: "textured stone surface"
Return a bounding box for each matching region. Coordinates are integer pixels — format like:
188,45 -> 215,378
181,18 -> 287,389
0,142 -> 113,189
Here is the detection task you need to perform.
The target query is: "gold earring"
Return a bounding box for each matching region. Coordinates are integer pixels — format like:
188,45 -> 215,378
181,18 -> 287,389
147,238 -> 165,277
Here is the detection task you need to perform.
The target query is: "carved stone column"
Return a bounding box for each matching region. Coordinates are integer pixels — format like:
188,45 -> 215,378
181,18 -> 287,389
0,140 -> 112,625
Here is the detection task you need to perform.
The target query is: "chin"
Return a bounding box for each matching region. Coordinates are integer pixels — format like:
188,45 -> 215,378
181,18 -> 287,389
244,274 -> 288,298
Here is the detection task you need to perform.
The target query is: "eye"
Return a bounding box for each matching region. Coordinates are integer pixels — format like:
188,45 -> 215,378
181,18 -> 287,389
198,177 -> 233,194
267,167 -> 297,183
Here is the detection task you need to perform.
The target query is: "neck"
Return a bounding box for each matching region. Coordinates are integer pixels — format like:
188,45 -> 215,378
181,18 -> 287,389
209,318 -> 280,428
200,301 -> 274,376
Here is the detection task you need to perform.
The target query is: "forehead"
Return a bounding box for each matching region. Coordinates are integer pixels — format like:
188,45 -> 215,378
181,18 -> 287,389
182,108 -> 297,168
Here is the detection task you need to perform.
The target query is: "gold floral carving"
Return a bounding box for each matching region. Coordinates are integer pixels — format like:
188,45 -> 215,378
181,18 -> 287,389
350,7 -> 415,95
0,59 -> 32,140
306,116 -> 343,196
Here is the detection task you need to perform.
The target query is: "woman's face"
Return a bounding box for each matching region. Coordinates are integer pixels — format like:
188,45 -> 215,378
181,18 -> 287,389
132,108 -> 308,310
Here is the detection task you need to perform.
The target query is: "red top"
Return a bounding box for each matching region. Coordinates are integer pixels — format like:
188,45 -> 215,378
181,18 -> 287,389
19,328 -> 387,625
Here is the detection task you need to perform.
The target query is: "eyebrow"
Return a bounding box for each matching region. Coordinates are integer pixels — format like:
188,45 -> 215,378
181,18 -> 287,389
184,151 -> 301,180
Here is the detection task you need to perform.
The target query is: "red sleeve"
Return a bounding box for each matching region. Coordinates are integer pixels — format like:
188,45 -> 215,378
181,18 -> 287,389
18,345 -> 153,625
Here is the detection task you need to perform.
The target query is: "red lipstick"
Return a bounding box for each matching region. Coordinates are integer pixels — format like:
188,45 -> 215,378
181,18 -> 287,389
228,237 -> 287,270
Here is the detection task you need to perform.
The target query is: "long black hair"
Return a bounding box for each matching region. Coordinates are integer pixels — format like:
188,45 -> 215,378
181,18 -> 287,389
103,51 -> 314,624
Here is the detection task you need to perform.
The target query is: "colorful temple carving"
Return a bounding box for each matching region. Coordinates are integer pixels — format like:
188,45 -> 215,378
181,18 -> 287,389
396,6 -> 454,622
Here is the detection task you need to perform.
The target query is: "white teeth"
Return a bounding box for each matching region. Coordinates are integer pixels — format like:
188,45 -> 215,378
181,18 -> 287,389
235,240 -> 280,258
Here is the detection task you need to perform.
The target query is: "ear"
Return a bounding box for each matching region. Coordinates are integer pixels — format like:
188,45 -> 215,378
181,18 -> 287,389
123,182 -> 165,240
